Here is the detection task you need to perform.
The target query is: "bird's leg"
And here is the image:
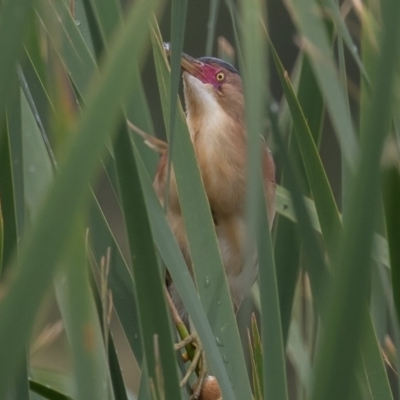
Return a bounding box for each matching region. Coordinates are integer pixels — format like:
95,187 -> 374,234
165,288 -> 208,399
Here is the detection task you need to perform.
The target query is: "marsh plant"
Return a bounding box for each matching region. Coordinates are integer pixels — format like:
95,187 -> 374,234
0,0 -> 399,399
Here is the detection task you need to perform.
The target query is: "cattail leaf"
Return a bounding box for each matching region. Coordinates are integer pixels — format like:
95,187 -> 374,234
284,0 -> 359,172
151,19 -> 253,400
0,0 -> 162,394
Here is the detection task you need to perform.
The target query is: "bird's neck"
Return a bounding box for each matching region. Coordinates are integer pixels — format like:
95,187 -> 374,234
186,105 -> 245,155
185,101 -> 247,216
183,73 -> 245,146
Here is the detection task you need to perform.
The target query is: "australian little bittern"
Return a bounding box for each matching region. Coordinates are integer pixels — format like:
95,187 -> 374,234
154,52 -> 276,316
150,50 -> 276,399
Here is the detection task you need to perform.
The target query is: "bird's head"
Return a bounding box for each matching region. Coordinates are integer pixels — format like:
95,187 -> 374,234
181,53 -> 244,123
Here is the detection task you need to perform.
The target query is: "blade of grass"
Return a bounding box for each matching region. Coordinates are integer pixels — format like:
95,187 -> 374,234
8,88 -> 26,238
276,185 -> 321,232
272,52 -> 325,344
81,2 -> 181,394
272,3 -> 394,397
276,185 -> 390,271
168,0 -> 188,132
30,369 -> 74,399
113,124 -> 183,399
22,16 -> 146,371
23,79 -> 131,400
0,90 -> 31,399
284,0 -> 359,173
72,0 -> 95,57
125,69 -> 159,177
274,217 -> 300,344
370,261 -> 387,342
88,194 -> 143,361
382,158 -> 400,329
81,0 -> 104,59
205,0 -> 221,55
0,0 -> 162,394
21,91 -> 53,221
395,71 -> 400,145
137,362 -> 151,400
106,328 -> 130,400
0,200 -> 3,274
75,0 -> 153,365
35,0 -> 97,94
268,34 -> 341,261
54,229 -> 114,400
21,67 -> 114,400
359,3 -> 379,140
80,0 -> 159,176
133,142 -> 238,400
240,1 -> 288,399
286,319 -> 312,394
273,59 -> 386,396
165,0 -> 188,211
336,15 -> 352,217
360,7 -> 397,398
91,239 -> 133,400
0,0 -> 32,129
87,243 -> 131,400
250,315 -> 264,398
310,0 -> 400,396
295,56 -> 324,146
271,38 -> 392,397
87,0 -> 122,45
152,22 -> 252,399
18,66 -> 57,171
320,0 -> 369,83
29,379 -> 72,400
222,0 -> 243,67
20,56 -> 56,153
24,46 -> 134,399
257,215 -> 288,399
0,111 -> 18,275
361,310 -> 394,400
164,0 -> 187,195
269,107 -> 328,311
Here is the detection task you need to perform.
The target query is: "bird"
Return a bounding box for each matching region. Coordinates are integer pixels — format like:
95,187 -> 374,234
153,51 -> 276,320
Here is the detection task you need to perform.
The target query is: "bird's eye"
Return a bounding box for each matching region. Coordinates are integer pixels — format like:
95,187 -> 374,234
216,72 -> 225,82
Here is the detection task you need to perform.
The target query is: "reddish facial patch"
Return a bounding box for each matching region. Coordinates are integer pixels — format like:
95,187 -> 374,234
181,56 -> 223,89
191,64 -> 222,88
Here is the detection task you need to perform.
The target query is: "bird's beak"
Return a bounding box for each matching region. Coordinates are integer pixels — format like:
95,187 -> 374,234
163,43 -> 206,80
180,53 -> 204,78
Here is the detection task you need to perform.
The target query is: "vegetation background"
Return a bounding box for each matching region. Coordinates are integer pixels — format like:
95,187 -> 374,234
0,0 -> 399,399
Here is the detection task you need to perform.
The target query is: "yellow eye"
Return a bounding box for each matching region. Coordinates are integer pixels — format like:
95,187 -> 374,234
216,72 -> 225,82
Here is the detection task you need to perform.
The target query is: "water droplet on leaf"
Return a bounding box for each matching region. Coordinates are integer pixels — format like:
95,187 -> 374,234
270,102 -> 279,114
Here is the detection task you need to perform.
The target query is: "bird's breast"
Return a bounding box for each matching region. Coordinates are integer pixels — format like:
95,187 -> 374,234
188,112 -> 247,216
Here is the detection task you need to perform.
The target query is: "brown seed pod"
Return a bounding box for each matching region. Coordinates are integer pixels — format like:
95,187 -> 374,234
192,375 -> 222,400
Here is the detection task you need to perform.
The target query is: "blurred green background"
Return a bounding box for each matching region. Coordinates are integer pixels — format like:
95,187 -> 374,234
1,0 -> 400,399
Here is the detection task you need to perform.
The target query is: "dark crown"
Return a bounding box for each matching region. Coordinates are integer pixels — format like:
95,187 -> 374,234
198,57 -> 239,75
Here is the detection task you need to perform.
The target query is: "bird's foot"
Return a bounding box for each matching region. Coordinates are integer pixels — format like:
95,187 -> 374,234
174,333 -> 207,399
165,288 -> 211,398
